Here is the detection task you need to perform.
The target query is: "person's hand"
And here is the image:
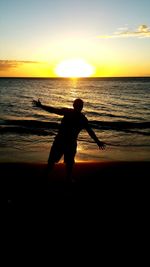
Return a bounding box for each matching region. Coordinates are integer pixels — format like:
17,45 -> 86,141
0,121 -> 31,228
98,141 -> 106,150
32,99 -> 42,108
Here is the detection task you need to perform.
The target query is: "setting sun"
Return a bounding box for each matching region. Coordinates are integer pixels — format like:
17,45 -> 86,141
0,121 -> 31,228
55,59 -> 94,78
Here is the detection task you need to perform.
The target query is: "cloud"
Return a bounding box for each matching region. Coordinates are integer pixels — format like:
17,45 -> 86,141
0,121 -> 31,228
97,24 -> 150,39
0,60 -> 39,71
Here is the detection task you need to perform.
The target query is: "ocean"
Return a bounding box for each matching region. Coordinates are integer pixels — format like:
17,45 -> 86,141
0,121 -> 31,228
0,77 -> 150,163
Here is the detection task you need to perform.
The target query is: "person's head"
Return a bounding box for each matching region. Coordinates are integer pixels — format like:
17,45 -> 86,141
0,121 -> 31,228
73,98 -> 84,112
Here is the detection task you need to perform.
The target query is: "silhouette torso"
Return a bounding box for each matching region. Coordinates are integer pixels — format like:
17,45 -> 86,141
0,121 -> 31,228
56,108 -> 88,144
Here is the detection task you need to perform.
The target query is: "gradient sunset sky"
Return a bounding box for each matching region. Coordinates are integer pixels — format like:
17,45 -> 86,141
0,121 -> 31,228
0,0 -> 150,77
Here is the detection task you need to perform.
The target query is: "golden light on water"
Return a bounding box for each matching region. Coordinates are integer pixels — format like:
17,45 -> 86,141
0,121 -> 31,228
55,58 -> 94,78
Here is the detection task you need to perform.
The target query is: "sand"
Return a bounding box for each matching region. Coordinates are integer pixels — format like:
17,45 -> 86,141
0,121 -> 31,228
6,161 -> 149,203
6,161 -> 149,249
6,161 -> 150,239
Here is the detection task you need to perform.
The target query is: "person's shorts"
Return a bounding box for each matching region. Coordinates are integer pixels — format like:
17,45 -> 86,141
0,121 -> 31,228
48,139 -> 77,165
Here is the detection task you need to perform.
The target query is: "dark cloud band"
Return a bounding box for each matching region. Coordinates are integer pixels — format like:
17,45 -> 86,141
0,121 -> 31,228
0,60 -> 39,71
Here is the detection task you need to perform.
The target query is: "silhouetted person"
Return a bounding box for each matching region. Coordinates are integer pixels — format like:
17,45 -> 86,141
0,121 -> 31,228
33,98 -> 105,181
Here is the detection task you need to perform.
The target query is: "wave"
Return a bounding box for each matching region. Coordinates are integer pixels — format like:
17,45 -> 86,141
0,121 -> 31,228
88,111 -> 144,121
90,120 -> 150,129
2,119 -> 58,128
0,119 -> 150,136
0,119 -> 57,136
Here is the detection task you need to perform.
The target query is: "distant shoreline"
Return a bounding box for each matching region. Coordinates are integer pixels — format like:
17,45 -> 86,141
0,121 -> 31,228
1,76 -> 150,80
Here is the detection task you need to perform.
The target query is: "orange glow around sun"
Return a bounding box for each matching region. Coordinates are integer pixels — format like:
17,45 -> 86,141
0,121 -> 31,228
55,58 -> 94,77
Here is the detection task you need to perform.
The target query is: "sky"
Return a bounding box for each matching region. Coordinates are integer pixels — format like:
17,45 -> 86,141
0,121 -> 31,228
0,0 -> 150,77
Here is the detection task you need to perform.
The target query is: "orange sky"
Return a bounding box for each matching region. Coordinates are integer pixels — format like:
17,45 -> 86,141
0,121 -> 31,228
0,1 -> 150,77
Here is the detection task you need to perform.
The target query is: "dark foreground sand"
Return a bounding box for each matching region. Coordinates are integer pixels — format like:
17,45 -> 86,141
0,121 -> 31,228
6,162 -> 149,256
6,161 -> 150,241
6,161 -> 149,204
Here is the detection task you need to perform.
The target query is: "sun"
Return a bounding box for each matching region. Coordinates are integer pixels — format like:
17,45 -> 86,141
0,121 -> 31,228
55,58 -> 94,78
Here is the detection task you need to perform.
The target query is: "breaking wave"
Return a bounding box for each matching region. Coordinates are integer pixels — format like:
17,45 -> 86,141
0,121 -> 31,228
0,119 -> 150,137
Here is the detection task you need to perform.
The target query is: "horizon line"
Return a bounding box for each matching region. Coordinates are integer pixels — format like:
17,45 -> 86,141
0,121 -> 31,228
0,76 -> 150,79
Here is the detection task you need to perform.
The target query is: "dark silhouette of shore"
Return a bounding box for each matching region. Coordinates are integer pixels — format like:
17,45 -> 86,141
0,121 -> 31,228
6,161 -> 149,209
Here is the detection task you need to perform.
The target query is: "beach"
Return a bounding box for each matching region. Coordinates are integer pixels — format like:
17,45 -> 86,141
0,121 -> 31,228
1,77 -> 150,164
6,161 -> 149,208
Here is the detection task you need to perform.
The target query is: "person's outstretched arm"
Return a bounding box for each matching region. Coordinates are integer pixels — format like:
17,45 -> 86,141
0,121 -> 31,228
86,124 -> 106,150
32,99 -> 66,115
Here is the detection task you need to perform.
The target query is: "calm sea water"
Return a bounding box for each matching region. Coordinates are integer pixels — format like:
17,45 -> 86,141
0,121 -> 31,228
0,77 -> 150,162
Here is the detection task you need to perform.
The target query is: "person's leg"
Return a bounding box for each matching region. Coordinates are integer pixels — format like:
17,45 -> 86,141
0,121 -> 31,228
47,159 -> 55,174
47,153 -> 55,172
64,144 -> 76,182
65,161 -> 74,182
46,140 -> 63,176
